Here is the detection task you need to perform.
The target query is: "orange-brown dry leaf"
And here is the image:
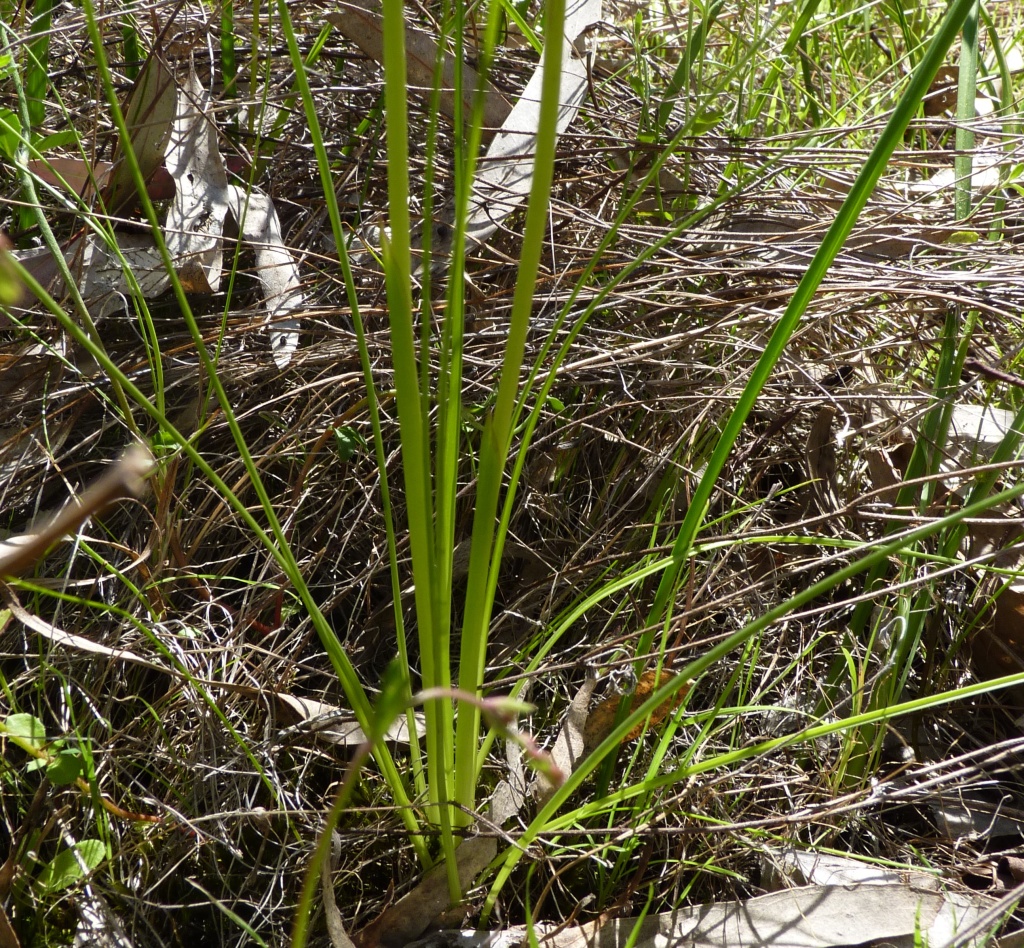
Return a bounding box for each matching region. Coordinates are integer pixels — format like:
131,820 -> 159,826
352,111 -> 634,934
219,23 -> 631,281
583,669 -> 692,750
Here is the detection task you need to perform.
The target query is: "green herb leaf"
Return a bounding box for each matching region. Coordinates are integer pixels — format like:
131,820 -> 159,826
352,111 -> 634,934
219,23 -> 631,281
5,713 -> 46,750
35,840 -> 105,894
369,659 -> 408,743
0,108 -> 24,162
47,748 -> 84,785
332,425 -> 366,462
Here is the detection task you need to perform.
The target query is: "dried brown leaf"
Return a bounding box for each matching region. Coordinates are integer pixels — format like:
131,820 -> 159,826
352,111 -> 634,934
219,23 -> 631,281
106,54 -> 178,217
356,837 -> 497,948
583,670 -> 691,750
0,444 -> 153,577
532,675 -> 595,804
326,2 -> 511,133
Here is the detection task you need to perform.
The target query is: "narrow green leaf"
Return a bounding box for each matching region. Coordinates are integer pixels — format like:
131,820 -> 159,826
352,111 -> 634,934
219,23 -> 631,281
644,0 -> 980,634
331,425 -> 366,462
0,239 -> 19,305
0,106 -> 23,161
370,659 -> 409,743
221,0 -> 237,98
121,22 -> 140,81
32,128 -> 78,151
454,0 -> 568,832
954,0 -> 980,220
25,0 -> 53,132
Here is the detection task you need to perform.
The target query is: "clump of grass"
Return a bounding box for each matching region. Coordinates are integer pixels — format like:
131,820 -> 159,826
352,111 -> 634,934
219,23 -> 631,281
2,0 -> 1024,944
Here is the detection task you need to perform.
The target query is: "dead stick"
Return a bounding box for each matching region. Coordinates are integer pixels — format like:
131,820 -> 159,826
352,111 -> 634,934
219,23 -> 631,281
0,443 -> 154,577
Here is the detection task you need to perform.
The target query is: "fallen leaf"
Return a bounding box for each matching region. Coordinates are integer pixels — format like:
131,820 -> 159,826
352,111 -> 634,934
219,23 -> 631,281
105,53 -> 178,217
532,675 -> 594,804
930,792 -> 1024,841
357,837 -> 496,948
15,61 -> 304,365
805,405 -> 837,510
583,669 -> 691,750
273,694 -> 426,746
4,584 -> 173,676
4,588 -> 387,740
225,187 -> 303,367
406,882 -> 1015,948
327,1 -> 511,134
0,444 -> 153,577
463,22 -> 591,255
27,157 -> 114,200
489,729 -> 527,825
164,64 -> 230,295
923,64 -> 959,116
322,830 -> 357,948
73,888 -> 137,948
550,884 -> 995,948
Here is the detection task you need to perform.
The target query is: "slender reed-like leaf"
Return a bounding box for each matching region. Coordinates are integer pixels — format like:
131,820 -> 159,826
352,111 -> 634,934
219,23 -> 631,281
377,0 -> 459,885
273,0 -> 430,861
484,474 -> 1024,914
645,0 -> 979,635
954,0 -> 980,219
454,0 -> 568,828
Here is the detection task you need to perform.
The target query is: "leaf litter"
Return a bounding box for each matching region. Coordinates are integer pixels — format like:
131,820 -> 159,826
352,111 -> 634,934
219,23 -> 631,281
14,53 -> 303,365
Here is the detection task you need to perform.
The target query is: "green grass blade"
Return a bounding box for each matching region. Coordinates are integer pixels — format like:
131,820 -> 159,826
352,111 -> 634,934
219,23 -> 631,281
272,0 -> 428,862
220,0 -> 237,99
484,475 -> 1024,914
954,0 -> 980,220
25,0 -> 52,132
454,0 -> 568,827
645,0 -> 980,633
378,0 -> 458,879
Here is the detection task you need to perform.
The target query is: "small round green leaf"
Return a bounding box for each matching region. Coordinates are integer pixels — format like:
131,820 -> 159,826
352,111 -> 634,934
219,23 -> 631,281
35,840 -> 105,894
47,748 -> 84,785
5,713 -> 47,750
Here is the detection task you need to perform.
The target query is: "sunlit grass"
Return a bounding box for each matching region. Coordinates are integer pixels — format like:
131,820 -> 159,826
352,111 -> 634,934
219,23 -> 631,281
3,0 -> 1024,941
